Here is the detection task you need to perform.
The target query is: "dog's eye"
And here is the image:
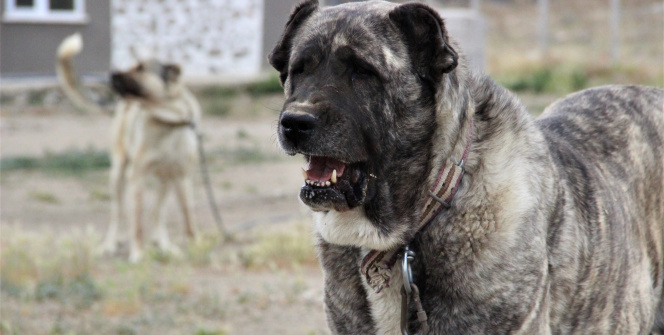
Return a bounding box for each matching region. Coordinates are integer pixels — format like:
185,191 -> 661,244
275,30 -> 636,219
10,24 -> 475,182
291,62 -> 305,78
289,61 -> 307,90
351,63 -> 376,82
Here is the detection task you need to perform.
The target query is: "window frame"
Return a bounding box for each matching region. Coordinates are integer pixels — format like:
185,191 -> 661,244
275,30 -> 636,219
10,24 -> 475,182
3,0 -> 87,24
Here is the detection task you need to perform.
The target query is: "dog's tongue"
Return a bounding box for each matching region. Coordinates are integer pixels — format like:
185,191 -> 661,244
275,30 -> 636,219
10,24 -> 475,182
306,156 -> 346,182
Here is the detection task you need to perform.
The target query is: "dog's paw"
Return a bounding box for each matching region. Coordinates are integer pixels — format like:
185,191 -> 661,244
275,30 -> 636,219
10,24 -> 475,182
128,248 -> 143,263
155,240 -> 183,259
97,241 -> 118,257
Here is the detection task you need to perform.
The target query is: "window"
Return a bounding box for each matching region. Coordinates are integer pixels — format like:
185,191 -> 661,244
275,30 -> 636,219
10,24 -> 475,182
4,0 -> 87,23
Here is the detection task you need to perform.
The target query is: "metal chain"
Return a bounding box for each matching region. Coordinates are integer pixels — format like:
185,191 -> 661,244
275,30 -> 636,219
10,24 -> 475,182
195,131 -> 228,238
401,246 -> 429,335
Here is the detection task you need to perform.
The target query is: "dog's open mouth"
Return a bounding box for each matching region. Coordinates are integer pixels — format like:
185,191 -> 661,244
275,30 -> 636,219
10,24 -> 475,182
300,156 -> 370,212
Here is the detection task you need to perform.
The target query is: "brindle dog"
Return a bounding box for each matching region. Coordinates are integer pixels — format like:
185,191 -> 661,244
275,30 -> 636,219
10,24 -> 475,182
270,1 -> 664,334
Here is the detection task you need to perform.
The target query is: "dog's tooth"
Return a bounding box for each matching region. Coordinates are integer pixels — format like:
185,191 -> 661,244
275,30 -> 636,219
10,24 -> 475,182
326,181 -> 331,187
331,169 -> 337,183
302,168 -> 307,179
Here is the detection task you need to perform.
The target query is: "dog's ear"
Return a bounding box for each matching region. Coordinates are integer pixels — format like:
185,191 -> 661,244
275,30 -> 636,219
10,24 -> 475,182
389,3 -> 458,84
162,64 -> 181,83
268,0 -> 319,85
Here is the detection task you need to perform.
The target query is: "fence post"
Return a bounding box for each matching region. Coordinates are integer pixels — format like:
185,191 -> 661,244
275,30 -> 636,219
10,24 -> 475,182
538,0 -> 550,56
471,0 -> 480,11
610,0 -> 621,64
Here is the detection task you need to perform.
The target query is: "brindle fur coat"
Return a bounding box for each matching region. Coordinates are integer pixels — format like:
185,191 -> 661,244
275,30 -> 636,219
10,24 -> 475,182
269,1 -> 664,334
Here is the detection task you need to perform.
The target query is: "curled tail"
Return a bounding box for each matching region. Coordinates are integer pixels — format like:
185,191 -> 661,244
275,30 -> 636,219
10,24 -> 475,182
56,33 -> 111,115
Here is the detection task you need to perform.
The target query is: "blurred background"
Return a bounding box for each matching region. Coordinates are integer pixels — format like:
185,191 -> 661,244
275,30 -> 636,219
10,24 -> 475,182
0,0 -> 662,334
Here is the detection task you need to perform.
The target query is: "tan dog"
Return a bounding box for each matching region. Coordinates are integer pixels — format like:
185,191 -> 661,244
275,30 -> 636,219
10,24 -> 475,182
57,33 -> 201,262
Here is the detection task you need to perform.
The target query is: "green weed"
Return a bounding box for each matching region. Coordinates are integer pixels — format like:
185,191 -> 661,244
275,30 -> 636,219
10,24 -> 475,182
204,99 -> 232,117
28,191 -> 60,204
1,148 -> 110,173
186,234 -> 221,266
245,74 -> 283,96
0,226 -> 102,308
89,188 -> 111,202
27,90 -> 46,105
194,328 -> 227,335
496,61 -> 661,94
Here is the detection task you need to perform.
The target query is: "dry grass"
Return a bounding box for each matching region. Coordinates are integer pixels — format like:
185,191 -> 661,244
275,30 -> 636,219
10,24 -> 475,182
1,225 -> 100,303
241,219 -> 318,270
485,0 -> 663,90
0,219 -> 320,334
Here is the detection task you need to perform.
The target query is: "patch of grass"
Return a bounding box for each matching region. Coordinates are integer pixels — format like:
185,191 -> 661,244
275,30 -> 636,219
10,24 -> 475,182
242,219 -> 317,269
0,226 -> 102,308
196,73 -> 282,99
191,293 -> 227,319
28,191 -> 60,204
245,74 -> 283,96
1,238 -> 39,298
89,188 -> 111,202
496,61 -> 662,94
500,67 -> 555,93
0,321 -> 19,335
116,325 -> 138,335
0,148 -> 110,173
187,234 -> 221,266
216,146 -> 280,165
197,86 -> 238,99
194,73 -> 284,118
236,128 -> 250,139
35,274 -> 102,308
194,328 -> 227,335
204,99 -> 232,117
27,90 -> 46,105
1,93 -> 14,105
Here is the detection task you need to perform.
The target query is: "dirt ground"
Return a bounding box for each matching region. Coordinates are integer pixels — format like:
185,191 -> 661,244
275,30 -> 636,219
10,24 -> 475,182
1,1 -> 660,333
0,93 -> 332,335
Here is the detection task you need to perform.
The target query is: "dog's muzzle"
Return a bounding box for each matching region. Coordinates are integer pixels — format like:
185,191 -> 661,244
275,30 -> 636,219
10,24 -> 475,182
110,73 -> 143,98
278,111 -> 373,212
280,112 -> 319,150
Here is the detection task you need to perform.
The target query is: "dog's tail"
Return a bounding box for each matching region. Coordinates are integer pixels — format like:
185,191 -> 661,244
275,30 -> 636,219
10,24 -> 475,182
56,33 -> 111,115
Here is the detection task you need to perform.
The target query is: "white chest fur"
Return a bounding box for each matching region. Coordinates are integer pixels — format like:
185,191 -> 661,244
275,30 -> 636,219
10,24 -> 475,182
360,248 -> 404,335
312,208 -> 409,334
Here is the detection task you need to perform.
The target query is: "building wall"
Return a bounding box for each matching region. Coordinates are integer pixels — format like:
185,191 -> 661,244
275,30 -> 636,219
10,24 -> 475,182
0,2 -> 111,77
112,0 -> 264,80
262,0 -> 301,69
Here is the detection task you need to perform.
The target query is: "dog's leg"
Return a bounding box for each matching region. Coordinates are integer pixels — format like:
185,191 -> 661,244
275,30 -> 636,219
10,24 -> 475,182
99,154 -> 128,256
174,176 -> 197,240
128,170 -> 145,263
317,240 -> 376,334
152,179 -> 182,257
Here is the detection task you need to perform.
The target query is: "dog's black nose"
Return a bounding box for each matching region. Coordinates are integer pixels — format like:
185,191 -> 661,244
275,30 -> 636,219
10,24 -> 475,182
110,72 -> 142,97
280,112 -> 318,144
